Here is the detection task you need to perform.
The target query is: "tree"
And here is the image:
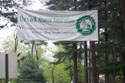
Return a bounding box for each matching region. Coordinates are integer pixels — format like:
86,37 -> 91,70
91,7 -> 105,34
45,1 -> 80,83
45,0 -> 74,10
17,55 -> 46,83
1,33 -> 48,83
51,42 -> 83,83
44,63 -> 70,83
96,0 -> 125,82
119,0 -> 125,82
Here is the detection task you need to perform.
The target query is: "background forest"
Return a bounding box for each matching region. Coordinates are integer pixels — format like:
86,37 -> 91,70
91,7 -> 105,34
0,0 -> 125,83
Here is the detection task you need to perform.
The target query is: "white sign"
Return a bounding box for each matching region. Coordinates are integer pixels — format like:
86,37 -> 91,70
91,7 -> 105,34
0,53 -> 17,78
17,9 -> 98,41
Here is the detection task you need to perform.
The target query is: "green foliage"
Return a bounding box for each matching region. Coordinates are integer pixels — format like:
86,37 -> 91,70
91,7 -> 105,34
96,41 -> 125,54
44,63 -> 70,83
53,42 -> 83,64
0,0 -> 125,83
77,62 -> 84,83
46,0 -> 74,10
0,0 -> 17,29
17,55 -> 46,83
99,61 -> 125,74
0,0 -> 34,29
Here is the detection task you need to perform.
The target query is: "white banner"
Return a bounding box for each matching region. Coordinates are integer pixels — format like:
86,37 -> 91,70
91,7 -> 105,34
17,9 -> 98,41
0,53 -> 17,78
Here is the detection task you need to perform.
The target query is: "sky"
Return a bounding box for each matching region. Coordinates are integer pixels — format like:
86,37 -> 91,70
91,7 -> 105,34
0,0 -> 54,52
0,17 -> 16,51
21,0 -> 48,10
0,0 -> 46,36
0,0 -> 56,61
0,0 -> 47,40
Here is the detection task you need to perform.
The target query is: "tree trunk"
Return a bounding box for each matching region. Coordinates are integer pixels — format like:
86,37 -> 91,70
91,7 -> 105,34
87,0 -> 98,82
104,7 -> 110,82
31,41 -> 35,56
0,79 -> 2,83
73,44 -> 78,83
52,65 -> 55,83
52,69 -> 55,83
74,0 -> 77,10
69,60 -> 73,83
119,0 -> 125,83
105,55 -> 110,83
105,73 -> 110,83
96,54 -> 99,82
73,55 -> 78,83
84,41 -> 88,83
88,49 -> 92,83
35,45 -> 39,60
73,0 -> 78,82
123,70 -> 125,83
112,53 -> 116,83
119,0 -> 125,39
14,35 -> 18,53
70,67 -> 73,83
112,74 -> 116,83
122,54 -> 125,83
90,41 -> 98,83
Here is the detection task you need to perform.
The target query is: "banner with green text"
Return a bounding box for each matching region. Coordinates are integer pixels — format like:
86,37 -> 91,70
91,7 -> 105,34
17,9 -> 98,41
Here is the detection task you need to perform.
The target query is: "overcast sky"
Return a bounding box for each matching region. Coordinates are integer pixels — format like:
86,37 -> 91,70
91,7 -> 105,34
0,0 -> 48,51
0,0 -> 47,39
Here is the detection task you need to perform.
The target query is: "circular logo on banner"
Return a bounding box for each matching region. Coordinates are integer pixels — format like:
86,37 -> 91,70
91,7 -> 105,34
76,15 -> 96,36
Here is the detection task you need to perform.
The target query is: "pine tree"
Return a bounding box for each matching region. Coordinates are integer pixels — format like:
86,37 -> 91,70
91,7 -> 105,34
17,55 -> 46,83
